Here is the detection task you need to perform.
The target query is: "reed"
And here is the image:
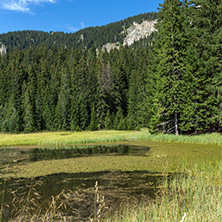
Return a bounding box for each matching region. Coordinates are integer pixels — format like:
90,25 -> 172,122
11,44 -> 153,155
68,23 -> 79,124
107,159 -> 222,222
2,178 -> 109,221
2,159 -> 222,221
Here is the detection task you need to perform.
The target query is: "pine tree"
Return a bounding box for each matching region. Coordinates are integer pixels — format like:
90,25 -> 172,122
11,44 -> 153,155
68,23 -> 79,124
69,51 -> 90,130
127,48 -> 152,129
96,56 -> 113,129
181,0 -> 222,133
22,83 -> 35,133
151,0 -> 188,135
54,64 -> 70,130
89,105 -> 98,131
104,110 -> 113,129
1,96 -> 20,133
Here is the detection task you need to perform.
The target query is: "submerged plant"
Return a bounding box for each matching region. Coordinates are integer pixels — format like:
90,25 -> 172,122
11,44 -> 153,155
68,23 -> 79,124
0,179 -> 6,222
91,181 -> 106,222
10,179 -> 42,221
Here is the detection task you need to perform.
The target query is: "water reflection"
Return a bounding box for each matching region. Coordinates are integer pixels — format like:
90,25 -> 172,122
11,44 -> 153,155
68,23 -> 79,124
1,170 -> 163,221
0,145 -> 150,166
0,145 -> 159,221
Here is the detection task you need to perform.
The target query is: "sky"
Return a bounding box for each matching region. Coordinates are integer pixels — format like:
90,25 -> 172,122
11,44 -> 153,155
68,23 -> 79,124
0,0 -> 164,34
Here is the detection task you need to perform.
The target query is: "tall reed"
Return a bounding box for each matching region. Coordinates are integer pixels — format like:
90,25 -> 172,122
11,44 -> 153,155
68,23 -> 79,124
107,160 -> 222,221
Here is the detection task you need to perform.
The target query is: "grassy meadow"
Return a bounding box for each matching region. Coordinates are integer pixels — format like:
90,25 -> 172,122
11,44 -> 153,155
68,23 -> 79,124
0,129 -> 221,147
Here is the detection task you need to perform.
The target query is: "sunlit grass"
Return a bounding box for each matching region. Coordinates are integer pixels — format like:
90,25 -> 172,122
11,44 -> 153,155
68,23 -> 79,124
143,132 -> 222,145
0,130 -> 140,147
0,130 -> 221,147
4,155 -> 222,221
108,160 -> 222,222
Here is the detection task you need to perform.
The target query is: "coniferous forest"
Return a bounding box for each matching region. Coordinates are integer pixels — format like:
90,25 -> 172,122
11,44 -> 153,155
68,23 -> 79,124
0,0 -> 221,134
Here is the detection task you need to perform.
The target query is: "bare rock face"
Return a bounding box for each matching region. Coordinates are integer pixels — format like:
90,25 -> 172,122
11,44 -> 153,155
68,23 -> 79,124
123,20 -> 157,46
0,43 -> 7,55
78,34 -> 84,42
102,42 -> 120,52
102,20 -> 157,52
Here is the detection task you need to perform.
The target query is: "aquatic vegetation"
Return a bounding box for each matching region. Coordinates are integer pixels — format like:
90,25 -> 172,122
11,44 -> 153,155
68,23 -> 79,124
0,136 -> 222,221
1,141 -> 222,179
3,159 -> 222,221
0,179 -> 6,222
0,171 -> 161,221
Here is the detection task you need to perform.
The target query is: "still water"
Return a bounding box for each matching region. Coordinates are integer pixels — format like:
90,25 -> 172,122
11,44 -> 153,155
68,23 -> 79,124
0,145 -> 164,221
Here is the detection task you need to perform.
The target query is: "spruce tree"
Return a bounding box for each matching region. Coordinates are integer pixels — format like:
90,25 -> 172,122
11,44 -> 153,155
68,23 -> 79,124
22,84 -> 35,133
181,0 -> 222,133
151,0 -> 188,135
54,64 -> 70,130
89,105 -> 98,131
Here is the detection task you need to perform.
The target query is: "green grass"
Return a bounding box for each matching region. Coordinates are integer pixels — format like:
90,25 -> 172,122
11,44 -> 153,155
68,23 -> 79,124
107,160 -> 222,221
0,130 -> 140,147
0,130 -> 221,147
142,132 -> 222,145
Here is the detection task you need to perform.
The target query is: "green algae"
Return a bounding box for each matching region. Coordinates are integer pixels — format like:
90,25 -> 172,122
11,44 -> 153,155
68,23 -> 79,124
2,141 -> 222,178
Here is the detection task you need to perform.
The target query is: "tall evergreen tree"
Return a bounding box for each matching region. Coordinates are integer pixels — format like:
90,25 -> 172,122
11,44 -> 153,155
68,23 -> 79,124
22,83 -> 35,133
151,0 -> 188,135
96,55 -> 114,129
54,64 -> 70,130
89,105 -> 98,131
181,0 -> 222,133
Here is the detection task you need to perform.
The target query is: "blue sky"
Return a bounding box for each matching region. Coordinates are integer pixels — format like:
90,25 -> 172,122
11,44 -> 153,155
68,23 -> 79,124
0,0 -> 164,34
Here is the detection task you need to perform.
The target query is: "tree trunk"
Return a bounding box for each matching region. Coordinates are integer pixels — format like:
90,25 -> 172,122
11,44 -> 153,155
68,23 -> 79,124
175,110 -> 179,136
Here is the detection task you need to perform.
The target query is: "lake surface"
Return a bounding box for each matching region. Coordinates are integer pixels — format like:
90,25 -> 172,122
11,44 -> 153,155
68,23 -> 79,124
0,145 -> 164,221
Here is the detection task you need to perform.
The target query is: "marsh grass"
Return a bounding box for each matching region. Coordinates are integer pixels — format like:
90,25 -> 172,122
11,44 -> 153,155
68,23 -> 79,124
137,131 -> 222,145
0,130 -> 221,147
108,160 -> 222,222
1,130 -> 222,221
3,159 -> 222,221
7,181 -> 71,221
2,178 -> 110,222
10,179 -> 43,221
0,131 -> 137,147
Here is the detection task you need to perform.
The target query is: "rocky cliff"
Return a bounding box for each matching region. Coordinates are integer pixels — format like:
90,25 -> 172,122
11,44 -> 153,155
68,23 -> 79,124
0,42 -> 7,55
102,20 -> 157,52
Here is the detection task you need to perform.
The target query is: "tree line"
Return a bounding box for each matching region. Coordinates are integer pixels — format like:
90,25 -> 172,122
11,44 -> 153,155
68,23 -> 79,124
0,45 -> 154,133
0,0 -> 221,134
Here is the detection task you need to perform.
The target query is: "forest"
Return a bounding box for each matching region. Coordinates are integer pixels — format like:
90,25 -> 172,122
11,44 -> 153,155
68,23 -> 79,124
0,0 -> 221,134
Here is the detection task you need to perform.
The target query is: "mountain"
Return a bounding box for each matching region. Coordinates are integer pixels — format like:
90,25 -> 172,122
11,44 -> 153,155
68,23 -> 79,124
0,12 -> 158,52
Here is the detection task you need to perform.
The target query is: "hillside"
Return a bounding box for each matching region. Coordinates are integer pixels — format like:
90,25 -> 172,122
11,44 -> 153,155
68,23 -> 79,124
0,12 -> 158,52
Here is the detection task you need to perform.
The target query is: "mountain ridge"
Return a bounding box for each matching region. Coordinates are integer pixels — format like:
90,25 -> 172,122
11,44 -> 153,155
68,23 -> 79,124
0,12 -> 158,52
